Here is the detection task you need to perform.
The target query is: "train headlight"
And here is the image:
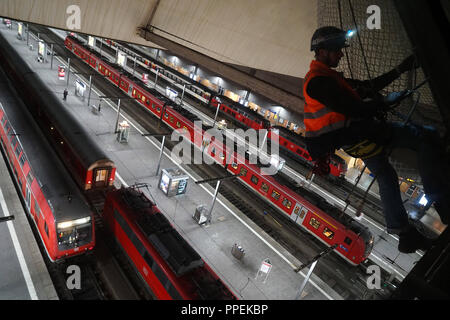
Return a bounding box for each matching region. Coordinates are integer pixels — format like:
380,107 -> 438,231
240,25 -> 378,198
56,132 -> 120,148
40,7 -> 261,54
57,221 -> 74,229
57,216 -> 91,229
74,217 -> 91,225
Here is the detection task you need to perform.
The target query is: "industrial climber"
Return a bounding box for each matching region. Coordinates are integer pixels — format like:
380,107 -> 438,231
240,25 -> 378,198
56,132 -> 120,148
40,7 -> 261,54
302,26 -> 449,253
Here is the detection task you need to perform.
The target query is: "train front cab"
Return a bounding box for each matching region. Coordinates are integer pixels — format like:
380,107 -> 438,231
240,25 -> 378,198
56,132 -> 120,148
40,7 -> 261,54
85,160 -> 116,191
55,214 -> 95,260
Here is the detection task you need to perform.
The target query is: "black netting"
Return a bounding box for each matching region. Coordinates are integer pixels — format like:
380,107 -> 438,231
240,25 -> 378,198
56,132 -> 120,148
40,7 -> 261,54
317,0 -> 445,182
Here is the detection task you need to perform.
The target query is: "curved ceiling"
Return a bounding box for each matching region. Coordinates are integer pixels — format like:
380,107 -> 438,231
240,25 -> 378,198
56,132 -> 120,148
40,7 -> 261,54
0,0 -> 318,113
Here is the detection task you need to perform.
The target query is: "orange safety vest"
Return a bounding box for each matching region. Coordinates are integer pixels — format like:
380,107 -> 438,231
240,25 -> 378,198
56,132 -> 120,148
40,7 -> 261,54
303,60 -> 361,138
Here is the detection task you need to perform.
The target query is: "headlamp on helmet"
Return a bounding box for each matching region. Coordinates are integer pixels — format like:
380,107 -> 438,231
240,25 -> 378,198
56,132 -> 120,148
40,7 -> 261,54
310,26 -> 354,52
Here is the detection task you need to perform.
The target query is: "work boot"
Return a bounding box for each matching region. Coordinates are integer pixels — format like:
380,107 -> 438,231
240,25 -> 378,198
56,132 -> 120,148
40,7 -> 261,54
398,225 -> 433,254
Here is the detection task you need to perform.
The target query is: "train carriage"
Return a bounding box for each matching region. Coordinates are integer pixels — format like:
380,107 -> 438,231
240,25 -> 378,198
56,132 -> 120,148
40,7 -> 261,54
103,187 -> 237,300
0,35 -> 116,192
0,99 -> 94,262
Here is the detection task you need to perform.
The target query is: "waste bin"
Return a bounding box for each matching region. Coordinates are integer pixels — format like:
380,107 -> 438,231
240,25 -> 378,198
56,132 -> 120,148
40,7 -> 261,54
231,243 -> 245,260
193,205 -> 210,225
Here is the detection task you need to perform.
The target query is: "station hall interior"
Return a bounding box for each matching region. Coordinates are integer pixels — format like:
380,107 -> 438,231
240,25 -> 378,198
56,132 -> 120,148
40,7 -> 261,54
0,0 -> 449,302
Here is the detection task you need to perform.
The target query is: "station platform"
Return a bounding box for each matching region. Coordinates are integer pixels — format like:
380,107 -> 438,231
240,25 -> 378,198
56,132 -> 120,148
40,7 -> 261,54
0,24 -> 342,300
0,117 -> 58,300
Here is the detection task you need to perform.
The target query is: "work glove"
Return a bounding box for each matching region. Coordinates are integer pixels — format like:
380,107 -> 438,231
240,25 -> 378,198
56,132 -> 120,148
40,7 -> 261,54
396,54 -> 419,74
383,90 -> 411,106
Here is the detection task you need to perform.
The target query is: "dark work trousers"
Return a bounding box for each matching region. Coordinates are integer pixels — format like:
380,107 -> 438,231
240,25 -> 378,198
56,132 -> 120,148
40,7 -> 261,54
364,122 -> 450,234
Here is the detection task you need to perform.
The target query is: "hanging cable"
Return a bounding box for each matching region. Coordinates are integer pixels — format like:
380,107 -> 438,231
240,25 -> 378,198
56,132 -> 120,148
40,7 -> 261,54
338,0 -> 354,80
348,0 -> 375,92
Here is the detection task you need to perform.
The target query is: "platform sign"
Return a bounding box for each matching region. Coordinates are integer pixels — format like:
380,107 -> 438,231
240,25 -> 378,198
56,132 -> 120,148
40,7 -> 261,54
75,79 -> 86,97
166,87 -> 178,102
17,23 -> 23,39
38,40 -> 46,58
142,73 -> 149,84
255,258 -> 272,283
88,36 -> 95,48
117,51 -> 126,68
58,66 -> 66,80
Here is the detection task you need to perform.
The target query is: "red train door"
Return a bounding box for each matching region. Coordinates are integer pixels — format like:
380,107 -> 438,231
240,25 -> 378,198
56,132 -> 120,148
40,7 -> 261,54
93,167 -> 110,188
289,203 -> 308,226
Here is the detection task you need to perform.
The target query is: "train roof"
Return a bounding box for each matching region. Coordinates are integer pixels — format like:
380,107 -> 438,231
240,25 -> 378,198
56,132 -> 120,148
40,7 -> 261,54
114,187 -> 204,277
0,78 -> 90,222
215,95 -> 270,124
24,72 -> 110,168
0,34 -> 110,169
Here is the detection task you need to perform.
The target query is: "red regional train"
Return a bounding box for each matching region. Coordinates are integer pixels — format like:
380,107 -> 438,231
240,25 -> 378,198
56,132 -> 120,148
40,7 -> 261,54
64,35 -> 374,265
0,97 -> 94,261
103,186 -> 237,300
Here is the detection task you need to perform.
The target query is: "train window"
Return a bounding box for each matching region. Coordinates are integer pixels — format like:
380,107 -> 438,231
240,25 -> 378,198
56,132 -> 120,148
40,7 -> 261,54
250,175 -> 259,185
132,89 -> 136,95
271,190 -> 281,200
142,251 -> 154,269
176,121 -> 181,128
146,99 -> 150,106
18,177 -> 22,191
300,208 -> 307,219
344,237 -> 352,245
141,96 -> 146,103
44,222 -> 49,237
152,263 -> 169,290
282,198 -> 292,209
156,107 -> 161,112
19,154 -> 27,168
35,200 -> 40,218
323,228 -> 334,239
260,182 -> 269,193
231,163 -> 238,170
239,167 -> 248,177
26,171 -> 34,186
309,217 -> 320,229
14,143 -> 23,158
151,104 -> 155,110
114,209 -> 146,255
164,112 -> 169,119
10,135 -> 17,146
169,116 -> 174,123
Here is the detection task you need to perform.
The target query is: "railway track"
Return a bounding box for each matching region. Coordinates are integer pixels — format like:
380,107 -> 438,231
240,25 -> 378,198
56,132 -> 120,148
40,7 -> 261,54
31,25 -> 398,299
